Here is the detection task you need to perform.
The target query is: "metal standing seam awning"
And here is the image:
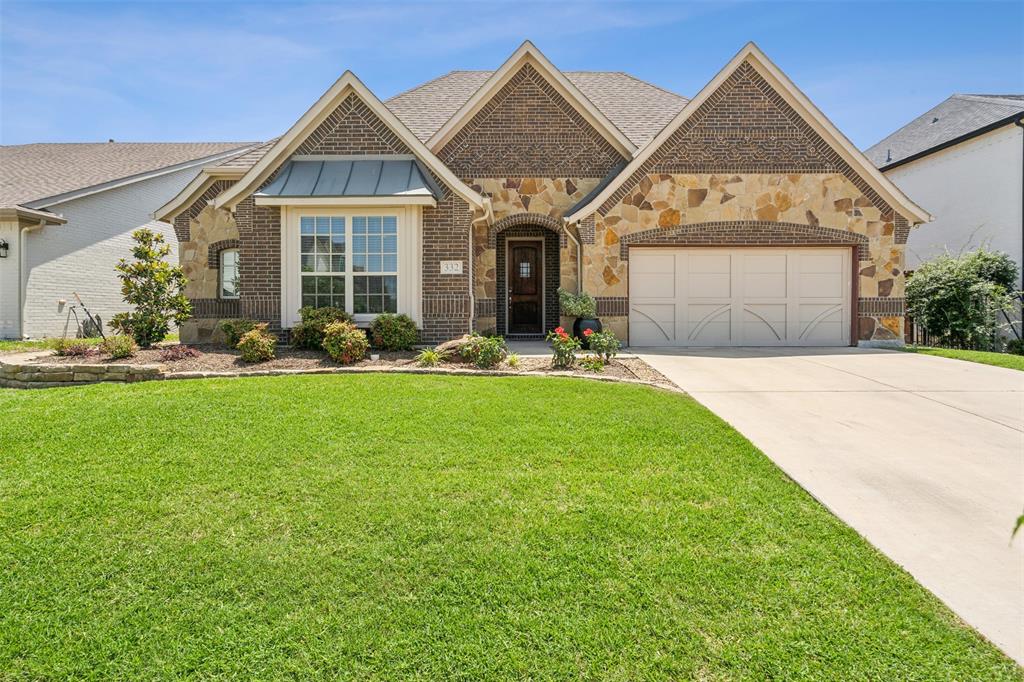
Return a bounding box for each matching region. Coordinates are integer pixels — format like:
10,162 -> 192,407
254,156 -> 444,206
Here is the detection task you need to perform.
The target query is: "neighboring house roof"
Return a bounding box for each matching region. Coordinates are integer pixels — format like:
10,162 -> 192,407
386,68 -> 688,148
865,94 -> 1024,169
566,42 -> 932,225
256,157 -> 443,204
0,142 -> 255,209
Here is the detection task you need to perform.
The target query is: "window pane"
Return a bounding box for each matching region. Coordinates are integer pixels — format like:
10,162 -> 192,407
302,294 -> 316,307
316,217 -> 330,234
383,294 -> 397,313
383,216 -> 397,233
382,254 -> 397,272
300,217 -> 314,234
367,254 -> 382,272
315,254 -> 331,272
331,217 -> 345,232
300,235 -> 314,253
353,216 -> 366,234
331,277 -> 345,295
383,234 -> 397,253
220,249 -> 240,299
352,235 -> 366,253
352,254 -> 366,272
383,275 -> 397,295
302,277 -> 316,294
315,236 -> 330,253
331,235 -> 345,252
300,254 -> 314,272
353,297 -> 367,314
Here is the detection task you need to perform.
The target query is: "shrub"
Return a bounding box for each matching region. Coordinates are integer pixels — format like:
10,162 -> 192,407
160,345 -> 201,362
110,228 -> 191,347
506,352 -> 521,369
370,313 -> 419,351
546,326 -> 580,369
558,287 -> 597,318
323,321 -> 369,364
906,249 -> 1018,349
586,329 -> 621,362
237,324 -> 276,363
220,318 -> 259,349
416,348 -> 447,367
1006,338 -> 1024,356
291,306 -> 352,350
580,354 -> 605,372
54,338 -> 96,357
458,333 -> 507,369
100,335 -> 138,359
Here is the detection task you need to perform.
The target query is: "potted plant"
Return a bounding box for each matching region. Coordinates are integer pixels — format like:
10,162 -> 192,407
558,287 -> 601,348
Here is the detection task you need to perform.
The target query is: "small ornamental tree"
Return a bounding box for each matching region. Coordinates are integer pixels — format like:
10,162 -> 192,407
111,228 -> 192,347
905,248 -> 1018,349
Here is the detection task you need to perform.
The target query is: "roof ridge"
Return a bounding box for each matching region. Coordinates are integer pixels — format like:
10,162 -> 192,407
953,93 -> 1024,107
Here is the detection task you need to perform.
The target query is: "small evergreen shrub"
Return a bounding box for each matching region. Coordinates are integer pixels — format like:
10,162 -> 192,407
220,319 -> 259,348
54,338 -> 96,357
369,313 -> 418,351
291,306 -> 352,350
558,288 -> 597,318
458,333 -> 507,369
160,345 -> 201,362
586,329 -> 621,362
323,321 -> 369,364
100,335 -> 138,359
416,348 -> 446,367
237,324 -> 276,363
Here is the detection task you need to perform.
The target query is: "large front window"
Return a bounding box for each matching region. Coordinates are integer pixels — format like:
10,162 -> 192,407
299,214 -> 398,314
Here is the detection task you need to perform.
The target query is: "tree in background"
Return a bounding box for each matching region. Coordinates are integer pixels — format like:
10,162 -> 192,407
111,229 -> 191,347
906,249 -> 1018,350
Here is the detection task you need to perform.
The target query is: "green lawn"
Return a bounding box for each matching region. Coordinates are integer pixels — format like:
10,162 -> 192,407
904,345 -> 1024,371
1,375 -> 1018,680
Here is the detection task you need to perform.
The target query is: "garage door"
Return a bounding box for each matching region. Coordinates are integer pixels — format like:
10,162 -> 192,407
629,248 -> 851,347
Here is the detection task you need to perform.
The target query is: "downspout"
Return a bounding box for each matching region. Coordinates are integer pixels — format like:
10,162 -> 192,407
562,218 -> 583,294
1014,117 -> 1024,338
469,198 -> 494,333
18,220 -> 46,339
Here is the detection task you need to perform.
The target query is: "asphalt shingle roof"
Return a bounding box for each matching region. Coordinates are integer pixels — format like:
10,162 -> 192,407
385,70 -> 689,147
0,142 -> 254,209
865,94 -> 1024,168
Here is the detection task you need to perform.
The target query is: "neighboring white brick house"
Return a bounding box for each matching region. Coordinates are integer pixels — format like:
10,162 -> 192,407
0,143 -> 254,339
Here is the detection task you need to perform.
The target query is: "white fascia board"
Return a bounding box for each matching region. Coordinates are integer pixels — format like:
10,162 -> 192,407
427,40 -> 636,158
214,73 -> 484,212
566,42 -> 932,224
254,196 -> 437,207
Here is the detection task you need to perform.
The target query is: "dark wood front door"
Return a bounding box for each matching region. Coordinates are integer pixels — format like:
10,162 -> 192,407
508,241 -> 542,334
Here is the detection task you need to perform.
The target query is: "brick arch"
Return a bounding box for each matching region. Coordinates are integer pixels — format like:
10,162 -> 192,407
207,239 -> 241,268
488,212 -> 563,249
617,221 -> 869,261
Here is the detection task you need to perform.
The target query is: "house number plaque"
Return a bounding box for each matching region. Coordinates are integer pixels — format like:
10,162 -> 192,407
440,260 -> 463,275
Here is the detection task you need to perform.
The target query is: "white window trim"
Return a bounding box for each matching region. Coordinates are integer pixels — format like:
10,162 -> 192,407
280,206 -> 421,329
219,248 -> 240,300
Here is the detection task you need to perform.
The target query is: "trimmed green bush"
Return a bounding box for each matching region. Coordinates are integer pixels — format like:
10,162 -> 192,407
237,324 -> 276,363
322,321 -> 369,364
291,306 -> 353,350
100,335 -> 138,359
558,288 -> 597,318
458,333 -> 507,369
219,319 -> 259,349
369,313 -> 418,351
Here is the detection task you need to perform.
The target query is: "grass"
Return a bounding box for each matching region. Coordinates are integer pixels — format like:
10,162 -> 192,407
1,375 -> 1018,680
0,333 -> 179,353
904,345 -> 1024,371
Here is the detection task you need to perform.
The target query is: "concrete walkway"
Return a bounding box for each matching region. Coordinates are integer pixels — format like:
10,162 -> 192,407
636,347 -> 1024,663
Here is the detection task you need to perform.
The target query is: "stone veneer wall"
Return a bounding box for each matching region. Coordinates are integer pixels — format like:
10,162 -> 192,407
585,60 -> 909,344
0,359 -> 162,388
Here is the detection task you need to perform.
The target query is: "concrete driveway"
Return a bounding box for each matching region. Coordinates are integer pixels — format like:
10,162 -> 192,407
637,347 -> 1024,663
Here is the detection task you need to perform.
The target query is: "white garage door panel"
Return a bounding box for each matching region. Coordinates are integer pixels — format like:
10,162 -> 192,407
629,248 -> 851,347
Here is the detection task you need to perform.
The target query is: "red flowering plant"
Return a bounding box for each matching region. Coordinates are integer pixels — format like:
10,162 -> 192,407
546,326 -> 581,369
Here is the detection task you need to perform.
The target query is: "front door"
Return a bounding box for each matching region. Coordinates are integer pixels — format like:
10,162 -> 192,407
508,241 -> 542,334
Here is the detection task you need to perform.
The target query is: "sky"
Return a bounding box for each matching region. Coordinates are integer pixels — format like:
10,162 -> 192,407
1,0 -> 1022,150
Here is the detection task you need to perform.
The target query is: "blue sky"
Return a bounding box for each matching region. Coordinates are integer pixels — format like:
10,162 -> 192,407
2,1 -> 1022,150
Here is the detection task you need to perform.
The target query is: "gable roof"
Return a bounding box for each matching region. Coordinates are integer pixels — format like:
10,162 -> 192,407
424,41 -> 637,157
386,70 -> 687,148
566,42 -> 932,225
865,94 -> 1024,169
0,142 -> 254,212
213,71 -> 485,212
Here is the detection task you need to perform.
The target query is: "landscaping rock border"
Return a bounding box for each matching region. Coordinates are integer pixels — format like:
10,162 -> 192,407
0,358 -> 163,388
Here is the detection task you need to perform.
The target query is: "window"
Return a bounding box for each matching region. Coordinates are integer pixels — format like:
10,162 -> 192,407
299,214 -> 398,315
220,248 -> 240,299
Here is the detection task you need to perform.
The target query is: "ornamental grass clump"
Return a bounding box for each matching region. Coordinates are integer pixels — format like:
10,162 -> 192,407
323,321 -> 369,364
546,326 -> 580,369
370,313 -> 418,351
458,333 -> 507,369
415,348 -> 447,367
237,324 -> 276,363
290,306 -> 353,350
100,335 -> 138,359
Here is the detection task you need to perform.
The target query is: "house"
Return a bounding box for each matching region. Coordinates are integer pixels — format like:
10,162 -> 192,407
158,41 -> 929,348
865,95 -> 1023,316
0,142 -> 255,339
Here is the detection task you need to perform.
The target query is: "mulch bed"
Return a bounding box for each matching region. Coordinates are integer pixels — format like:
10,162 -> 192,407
30,345 -> 674,386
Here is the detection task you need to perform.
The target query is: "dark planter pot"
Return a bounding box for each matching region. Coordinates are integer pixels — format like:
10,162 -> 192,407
573,317 -> 602,349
